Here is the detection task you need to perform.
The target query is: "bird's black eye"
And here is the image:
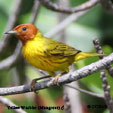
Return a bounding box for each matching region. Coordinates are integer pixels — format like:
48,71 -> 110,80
22,27 -> 27,31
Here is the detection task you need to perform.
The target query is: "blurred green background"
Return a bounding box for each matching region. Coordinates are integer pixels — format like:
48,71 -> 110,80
0,0 -> 113,113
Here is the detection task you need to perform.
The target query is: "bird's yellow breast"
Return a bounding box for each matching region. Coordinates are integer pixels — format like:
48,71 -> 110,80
22,38 -> 48,70
22,37 -> 72,74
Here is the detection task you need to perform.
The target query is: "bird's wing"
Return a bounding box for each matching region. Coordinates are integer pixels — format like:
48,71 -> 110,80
44,38 -> 80,56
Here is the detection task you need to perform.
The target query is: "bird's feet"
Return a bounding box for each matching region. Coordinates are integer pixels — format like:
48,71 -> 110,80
30,75 -> 51,92
30,79 -> 37,93
52,72 -> 67,85
52,73 -> 62,85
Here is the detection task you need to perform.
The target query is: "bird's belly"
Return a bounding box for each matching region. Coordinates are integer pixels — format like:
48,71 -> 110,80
24,55 -> 50,71
24,53 -> 73,72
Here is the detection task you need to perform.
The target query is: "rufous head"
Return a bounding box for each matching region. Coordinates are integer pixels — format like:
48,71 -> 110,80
5,24 -> 38,44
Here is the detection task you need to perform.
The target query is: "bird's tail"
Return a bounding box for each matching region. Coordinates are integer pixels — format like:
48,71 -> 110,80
74,52 -> 106,62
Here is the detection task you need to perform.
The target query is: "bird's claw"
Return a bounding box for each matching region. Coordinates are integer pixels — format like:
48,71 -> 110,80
52,74 -> 62,85
30,76 -> 51,93
30,79 -> 37,93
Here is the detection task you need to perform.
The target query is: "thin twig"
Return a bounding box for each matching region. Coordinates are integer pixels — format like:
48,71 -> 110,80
93,38 -> 113,77
38,70 -> 49,76
0,53 -> 113,95
0,42 -> 21,70
100,70 -> 113,113
65,84 -> 104,98
0,0 -> 23,53
45,10 -> 88,37
0,96 -> 27,113
93,38 -> 113,113
30,0 -> 40,24
38,0 -> 99,14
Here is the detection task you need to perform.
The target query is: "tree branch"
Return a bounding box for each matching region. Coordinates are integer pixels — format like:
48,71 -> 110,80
93,38 -> 113,77
93,38 -> 113,113
30,0 -> 40,24
65,85 -> 104,98
0,96 -> 27,113
0,42 -> 21,70
100,70 -> 113,113
63,87 -> 71,113
0,53 -> 113,96
38,0 -> 99,14
45,10 -> 88,37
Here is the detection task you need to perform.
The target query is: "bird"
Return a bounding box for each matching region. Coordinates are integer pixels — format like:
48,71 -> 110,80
5,24 -> 105,91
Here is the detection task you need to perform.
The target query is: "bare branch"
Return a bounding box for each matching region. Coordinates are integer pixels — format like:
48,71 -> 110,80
93,38 -> 113,77
93,38 -> 113,113
45,1 -> 99,37
63,88 -> 71,113
100,0 -> 113,15
100,70 -> 113,113
38,70 -> 49,76
38,0 -> 99,14
0,0 -> 23,53
30,0 -> 40,24
0,42 -> 21,70
65,84 -> 104,98
0,96 -> 27,113
45,10 -> 88,37
0,53 -> 113,96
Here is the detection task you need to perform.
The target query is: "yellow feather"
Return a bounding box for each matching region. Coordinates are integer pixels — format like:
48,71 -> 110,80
74,52 -> 105,62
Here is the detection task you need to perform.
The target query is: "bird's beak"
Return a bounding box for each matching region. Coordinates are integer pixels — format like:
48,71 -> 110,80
4,30 -> 18,35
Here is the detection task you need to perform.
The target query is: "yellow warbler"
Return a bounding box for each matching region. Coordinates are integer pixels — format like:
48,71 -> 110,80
5,24 -> 105,90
